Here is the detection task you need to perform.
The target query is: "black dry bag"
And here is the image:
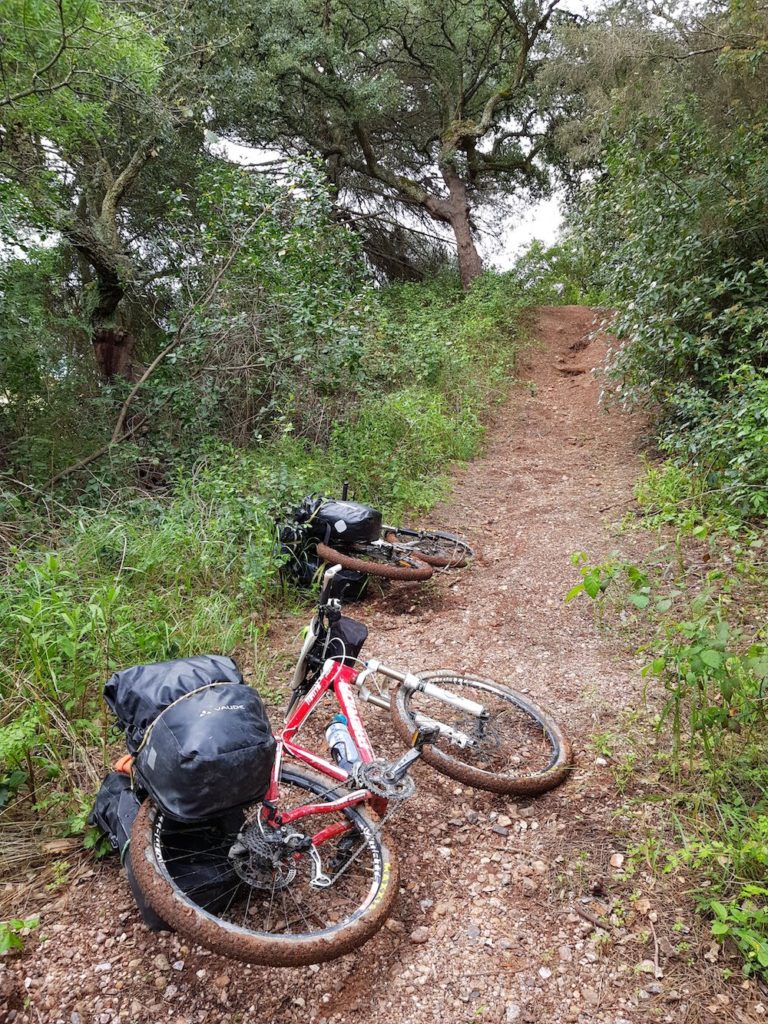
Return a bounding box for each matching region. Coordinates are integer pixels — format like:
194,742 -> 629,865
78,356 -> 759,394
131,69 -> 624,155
133,682 -> 276,823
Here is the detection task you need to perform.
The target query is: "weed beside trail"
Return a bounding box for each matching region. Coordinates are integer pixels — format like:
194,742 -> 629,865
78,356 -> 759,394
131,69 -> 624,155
569,470 -> 768,981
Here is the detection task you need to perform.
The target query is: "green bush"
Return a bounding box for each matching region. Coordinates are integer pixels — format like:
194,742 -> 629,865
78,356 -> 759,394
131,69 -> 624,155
574,97 -> 768,526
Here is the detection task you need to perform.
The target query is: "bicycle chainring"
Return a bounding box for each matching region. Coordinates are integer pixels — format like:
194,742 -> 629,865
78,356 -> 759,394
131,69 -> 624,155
355,759 -> 416,800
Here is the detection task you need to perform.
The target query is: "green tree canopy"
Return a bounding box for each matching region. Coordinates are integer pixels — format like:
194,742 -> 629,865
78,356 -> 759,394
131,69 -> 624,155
215,0 -> 564,286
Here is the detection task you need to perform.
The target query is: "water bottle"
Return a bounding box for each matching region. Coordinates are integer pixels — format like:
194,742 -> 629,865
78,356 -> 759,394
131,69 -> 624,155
325,714 -> 361,774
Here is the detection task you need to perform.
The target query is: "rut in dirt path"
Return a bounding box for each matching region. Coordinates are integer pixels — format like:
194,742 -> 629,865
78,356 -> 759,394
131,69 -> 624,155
8,306 -> 748,1024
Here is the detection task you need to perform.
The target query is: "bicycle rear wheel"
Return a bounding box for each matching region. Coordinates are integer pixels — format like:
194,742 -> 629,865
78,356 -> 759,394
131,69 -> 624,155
390,672 -> 572,795
382,526 -> 474,568
316,541 -> 433,581
129,767 -> 398,966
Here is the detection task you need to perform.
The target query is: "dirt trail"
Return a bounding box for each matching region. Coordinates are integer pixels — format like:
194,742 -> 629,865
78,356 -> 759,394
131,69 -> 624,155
4,307 -> 763,1024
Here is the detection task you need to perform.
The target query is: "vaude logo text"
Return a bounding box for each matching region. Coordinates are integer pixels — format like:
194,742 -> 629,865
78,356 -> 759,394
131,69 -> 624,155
199,704 -> 245,716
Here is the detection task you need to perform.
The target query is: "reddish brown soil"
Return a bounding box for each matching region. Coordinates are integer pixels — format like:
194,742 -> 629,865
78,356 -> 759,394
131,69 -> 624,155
3,307 -> 765,1024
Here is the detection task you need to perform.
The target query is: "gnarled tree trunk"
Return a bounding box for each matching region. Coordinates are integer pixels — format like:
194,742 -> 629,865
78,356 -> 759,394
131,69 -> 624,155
441,164 -> 483,289
91,270 -> 140,382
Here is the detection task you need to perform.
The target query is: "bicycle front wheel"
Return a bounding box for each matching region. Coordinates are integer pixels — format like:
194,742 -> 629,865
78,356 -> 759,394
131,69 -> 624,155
391,672 -> 572,795
381,526 -> 474,568
129,767 -> 398,966
316,541 -> 433,581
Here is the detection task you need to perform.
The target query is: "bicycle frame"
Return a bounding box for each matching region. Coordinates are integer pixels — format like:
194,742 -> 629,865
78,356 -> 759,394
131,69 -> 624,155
261,645 -> 489,856
262,658 -> 376,847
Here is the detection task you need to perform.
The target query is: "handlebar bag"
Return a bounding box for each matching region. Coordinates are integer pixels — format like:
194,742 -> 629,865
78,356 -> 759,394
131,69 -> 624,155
326,616 -> 368,664
133,682 -> 276,822
308,499 -> 382,545
104,655 -> 245,754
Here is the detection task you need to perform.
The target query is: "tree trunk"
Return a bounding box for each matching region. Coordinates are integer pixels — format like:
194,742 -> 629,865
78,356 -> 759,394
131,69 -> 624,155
442,165 -> 483,289
90,269 -> 139,382
65,221 -> 140,382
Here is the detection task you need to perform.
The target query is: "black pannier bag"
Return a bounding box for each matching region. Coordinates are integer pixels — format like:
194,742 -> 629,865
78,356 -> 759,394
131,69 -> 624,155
133,682 -> 276,823
104,655 -> 246,754
88,773 -> 243,928
329,568 -> 369,603
88,772 -> 169,931
308,499 -> 382,546
277,521 -> 370,601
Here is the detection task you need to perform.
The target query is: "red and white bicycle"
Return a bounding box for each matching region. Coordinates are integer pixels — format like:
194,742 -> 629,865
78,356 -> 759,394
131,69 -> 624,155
131,567 -> 573,966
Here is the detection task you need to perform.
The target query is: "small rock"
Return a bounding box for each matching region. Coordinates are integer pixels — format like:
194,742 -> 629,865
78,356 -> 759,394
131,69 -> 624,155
559,945 -> 572,962
636,959 -> 663,978
214,973 -> 230,989
497,815 -> 512,828
153,954 -> 171,972
172,960 -> 184,971
538,966 -> 552,980
93,962 -> 112,973
385,918 -> 405,933
153,976 -> 166,991
609,853 -> 625,869
164,984 -> 178,1000
505,1004 -> 522,1022
595,757 -> 608,766
410,926 -> 430,944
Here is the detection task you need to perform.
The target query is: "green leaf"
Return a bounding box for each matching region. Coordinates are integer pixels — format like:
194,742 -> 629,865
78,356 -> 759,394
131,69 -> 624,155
700,650 -> 723,669
628,593 -> 650,609
583,572 -> 601,599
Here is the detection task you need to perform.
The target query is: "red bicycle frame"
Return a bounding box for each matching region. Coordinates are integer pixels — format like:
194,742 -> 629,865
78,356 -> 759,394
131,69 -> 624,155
261,659 -> 383,847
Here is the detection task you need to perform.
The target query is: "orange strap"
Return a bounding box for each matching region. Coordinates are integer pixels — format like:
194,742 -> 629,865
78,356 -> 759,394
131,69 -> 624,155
113,754 -> 134,775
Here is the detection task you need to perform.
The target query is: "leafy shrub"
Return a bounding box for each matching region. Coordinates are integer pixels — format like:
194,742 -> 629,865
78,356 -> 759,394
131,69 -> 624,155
574,97 -> 768,525
658,367 -> 768,520
509,238 -> 598,306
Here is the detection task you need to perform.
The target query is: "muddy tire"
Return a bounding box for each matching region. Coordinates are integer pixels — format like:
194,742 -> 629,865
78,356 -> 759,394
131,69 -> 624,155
316,541 -> 433,581
130,767 -> 398,966
390,671 -> 573,795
